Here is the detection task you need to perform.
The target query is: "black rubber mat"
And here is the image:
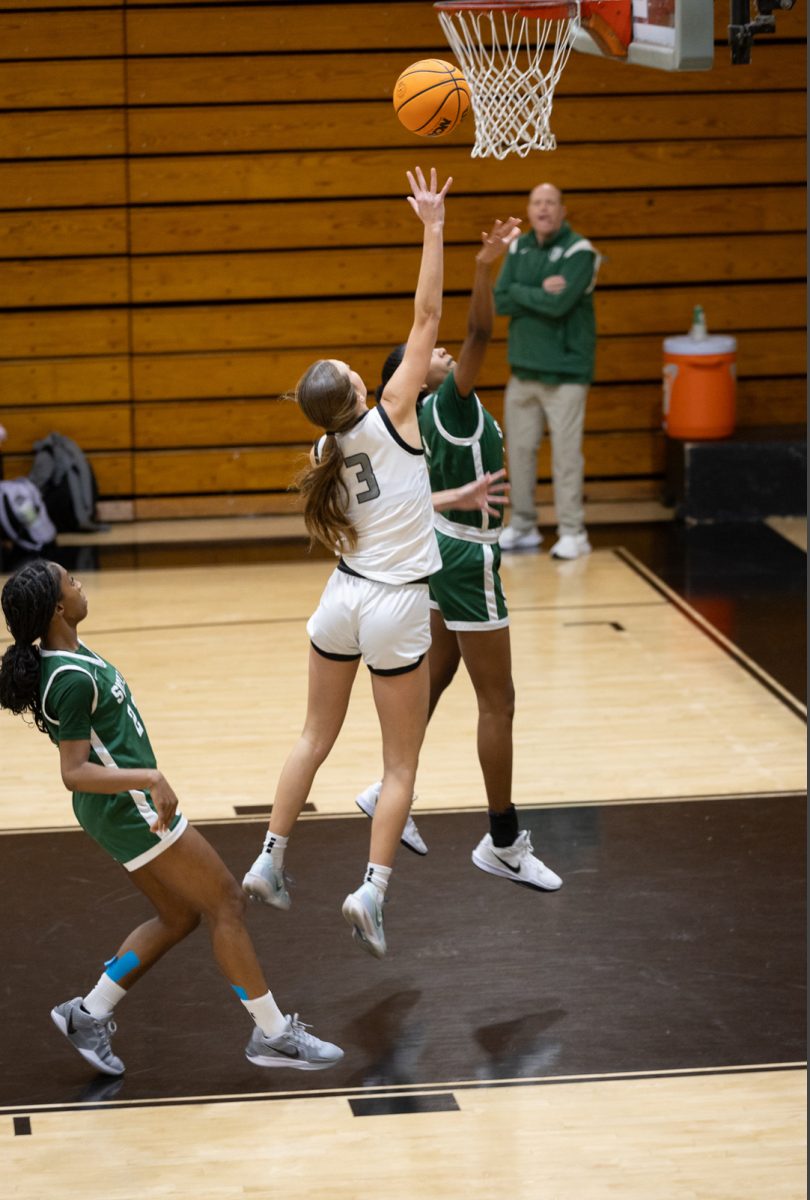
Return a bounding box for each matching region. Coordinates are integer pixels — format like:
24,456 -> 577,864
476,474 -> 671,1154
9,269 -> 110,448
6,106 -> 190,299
0,795 -> 804,1108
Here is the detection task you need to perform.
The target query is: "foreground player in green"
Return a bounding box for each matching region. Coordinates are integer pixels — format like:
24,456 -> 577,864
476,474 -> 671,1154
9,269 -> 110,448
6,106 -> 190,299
0,559 -> 343,1076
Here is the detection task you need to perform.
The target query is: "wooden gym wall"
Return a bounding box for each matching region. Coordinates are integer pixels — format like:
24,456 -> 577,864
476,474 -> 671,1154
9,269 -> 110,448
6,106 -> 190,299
0,0 -> 805,521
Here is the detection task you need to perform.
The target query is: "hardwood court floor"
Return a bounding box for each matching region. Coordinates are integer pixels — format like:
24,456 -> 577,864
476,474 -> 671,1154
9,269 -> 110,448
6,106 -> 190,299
0,521 -> 806,1199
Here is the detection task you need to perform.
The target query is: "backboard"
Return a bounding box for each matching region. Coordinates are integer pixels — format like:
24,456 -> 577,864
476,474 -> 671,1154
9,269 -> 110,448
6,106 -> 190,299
572,0 -> 715,70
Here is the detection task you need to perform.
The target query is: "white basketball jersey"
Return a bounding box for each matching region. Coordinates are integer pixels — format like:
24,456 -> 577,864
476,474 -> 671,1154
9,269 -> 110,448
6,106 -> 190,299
317,404 -> 440,585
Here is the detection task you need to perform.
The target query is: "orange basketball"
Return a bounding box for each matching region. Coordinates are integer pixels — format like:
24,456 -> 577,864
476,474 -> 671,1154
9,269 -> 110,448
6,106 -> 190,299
393,59 -> 471,138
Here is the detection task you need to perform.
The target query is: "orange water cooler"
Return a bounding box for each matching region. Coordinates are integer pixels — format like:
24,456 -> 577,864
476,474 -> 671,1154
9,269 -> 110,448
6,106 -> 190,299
662,333 -> 737,440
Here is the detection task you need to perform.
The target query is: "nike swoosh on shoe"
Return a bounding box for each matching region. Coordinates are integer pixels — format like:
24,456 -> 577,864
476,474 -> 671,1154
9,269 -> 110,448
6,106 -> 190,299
270,1043 -> 300,1059
493,854 -> 522,874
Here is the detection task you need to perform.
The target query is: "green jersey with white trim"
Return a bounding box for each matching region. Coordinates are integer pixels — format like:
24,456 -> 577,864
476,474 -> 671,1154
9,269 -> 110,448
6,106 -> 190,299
418,371 -> 505,536
40,642 -> 156,770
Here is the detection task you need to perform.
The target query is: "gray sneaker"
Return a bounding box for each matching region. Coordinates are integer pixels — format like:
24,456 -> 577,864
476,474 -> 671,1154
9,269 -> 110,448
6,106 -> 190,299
245,1014 -> 344,1070
242,850 -> 291,910
51,997 -> 125,1076
355,782 -> 428,856
342,882 -> 387,959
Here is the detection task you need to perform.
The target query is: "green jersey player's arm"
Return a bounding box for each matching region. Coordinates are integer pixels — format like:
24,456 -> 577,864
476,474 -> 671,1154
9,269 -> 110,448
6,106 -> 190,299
432,468 -> 509,518
453,217 -> 522,399
52,672 -> 179,833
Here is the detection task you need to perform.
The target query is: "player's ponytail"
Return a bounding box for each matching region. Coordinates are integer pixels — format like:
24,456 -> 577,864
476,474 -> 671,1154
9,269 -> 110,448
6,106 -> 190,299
294,360 -> 362,552
0,559 -> 60,732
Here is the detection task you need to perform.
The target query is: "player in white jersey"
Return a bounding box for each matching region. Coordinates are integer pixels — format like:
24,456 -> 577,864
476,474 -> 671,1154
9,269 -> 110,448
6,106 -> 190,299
0,559 -> 343,1076
356,219 -> 563,894
243,166 -> 468,960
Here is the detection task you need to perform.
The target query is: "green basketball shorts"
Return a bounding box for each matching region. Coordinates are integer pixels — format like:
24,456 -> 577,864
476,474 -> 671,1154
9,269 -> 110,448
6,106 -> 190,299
429,531 -> 509,631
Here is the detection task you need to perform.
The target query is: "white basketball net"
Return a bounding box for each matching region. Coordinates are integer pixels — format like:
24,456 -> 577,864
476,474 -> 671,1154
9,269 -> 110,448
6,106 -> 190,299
437,3 -> 582,158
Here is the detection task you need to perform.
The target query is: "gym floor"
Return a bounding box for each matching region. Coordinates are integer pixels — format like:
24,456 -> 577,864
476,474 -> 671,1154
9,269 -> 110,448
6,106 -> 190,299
0,516 -> 805,1199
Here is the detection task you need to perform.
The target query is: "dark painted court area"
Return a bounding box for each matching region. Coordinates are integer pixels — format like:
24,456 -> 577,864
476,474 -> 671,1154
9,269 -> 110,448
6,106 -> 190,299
1,796 -> 804,1108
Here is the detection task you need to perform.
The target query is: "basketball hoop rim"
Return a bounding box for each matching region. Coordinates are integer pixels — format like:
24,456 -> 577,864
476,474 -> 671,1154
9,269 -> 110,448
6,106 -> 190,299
434,1 -> 580,12
434,1 -> 622,14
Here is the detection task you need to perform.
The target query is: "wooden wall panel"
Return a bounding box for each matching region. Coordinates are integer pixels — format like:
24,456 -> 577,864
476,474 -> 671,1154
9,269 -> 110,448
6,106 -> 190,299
0,0 -> 805,520
129,329 -> 806,403
0,60 -> 124,109
0,358 -> 130,406
0,110 -> 125,159
128,187 -> 807,255
123,234 -> 804,305
128,285 -> 805,356
0,11 -> 123,57
0,210 -> 127,259
125,93 -> 805,155
128,141 -> 806,205
126,43 -> 806,105
0,161 -> 126,208
0,404 -> 131,452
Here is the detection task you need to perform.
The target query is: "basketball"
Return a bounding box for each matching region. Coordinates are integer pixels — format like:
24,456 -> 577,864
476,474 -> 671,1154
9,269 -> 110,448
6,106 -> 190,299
393,59 -> 471,138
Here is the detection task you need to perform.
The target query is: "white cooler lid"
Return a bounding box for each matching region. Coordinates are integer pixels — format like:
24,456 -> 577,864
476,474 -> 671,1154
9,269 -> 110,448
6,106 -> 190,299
664,334 -> 737,355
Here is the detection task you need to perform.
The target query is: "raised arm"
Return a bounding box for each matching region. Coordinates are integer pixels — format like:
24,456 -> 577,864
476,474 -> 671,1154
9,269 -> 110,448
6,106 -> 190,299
454,217 -> 521,397
380,166 -> 452,437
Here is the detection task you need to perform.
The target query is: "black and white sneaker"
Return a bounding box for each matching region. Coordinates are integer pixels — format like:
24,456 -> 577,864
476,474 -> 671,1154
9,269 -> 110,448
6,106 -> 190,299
245,1014 -> 344,1070
472,831 -> 562,890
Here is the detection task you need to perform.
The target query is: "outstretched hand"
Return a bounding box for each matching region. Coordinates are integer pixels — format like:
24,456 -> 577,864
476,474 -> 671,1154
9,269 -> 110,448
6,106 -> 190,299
476,216 -> 522,264
406,165 -> 453,226
453,468 -> 511,517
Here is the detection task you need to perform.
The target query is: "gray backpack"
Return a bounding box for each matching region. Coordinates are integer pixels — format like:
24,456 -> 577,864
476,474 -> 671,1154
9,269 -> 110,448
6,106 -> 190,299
0,477 -> 57,551
29,432 -> 106,533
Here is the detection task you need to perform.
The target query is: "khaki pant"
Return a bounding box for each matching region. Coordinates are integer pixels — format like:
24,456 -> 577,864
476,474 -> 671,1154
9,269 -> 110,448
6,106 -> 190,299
503,376 -> 588,537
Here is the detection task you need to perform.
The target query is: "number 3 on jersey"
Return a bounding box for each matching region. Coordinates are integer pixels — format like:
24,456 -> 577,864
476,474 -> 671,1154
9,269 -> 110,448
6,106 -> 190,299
344,452 -> 380,504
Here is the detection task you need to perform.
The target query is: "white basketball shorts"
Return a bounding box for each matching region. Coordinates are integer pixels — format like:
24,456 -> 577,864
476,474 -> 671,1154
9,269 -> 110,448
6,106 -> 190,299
306,568 -> 431,675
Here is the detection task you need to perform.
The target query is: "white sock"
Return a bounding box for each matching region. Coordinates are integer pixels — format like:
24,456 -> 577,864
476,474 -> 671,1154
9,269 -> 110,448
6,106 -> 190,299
364,862 -> 392,896
243,990 -> 287,1038
262,831 -> 288,867
82,973 -> 127,1019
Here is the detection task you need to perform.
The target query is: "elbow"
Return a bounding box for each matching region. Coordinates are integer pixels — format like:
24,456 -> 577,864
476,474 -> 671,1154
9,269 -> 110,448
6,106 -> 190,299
61,768 -> 78,792
415,304 -> 442,331
466,325 -> 491,346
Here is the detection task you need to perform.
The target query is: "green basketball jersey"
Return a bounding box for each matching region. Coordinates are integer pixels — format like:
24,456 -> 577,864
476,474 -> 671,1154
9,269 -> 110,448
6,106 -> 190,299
40,642 -> 156,768
37,643 -> 184,867
418,372 -> 505,537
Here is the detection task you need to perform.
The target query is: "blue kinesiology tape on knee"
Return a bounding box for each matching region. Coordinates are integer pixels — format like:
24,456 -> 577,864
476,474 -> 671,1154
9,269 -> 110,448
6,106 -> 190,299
232,984 -> 248,1001
104,950 -> 141,983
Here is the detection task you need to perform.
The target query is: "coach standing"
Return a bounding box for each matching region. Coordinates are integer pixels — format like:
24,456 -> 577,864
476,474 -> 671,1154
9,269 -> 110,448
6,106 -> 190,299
494,183 -> 599,559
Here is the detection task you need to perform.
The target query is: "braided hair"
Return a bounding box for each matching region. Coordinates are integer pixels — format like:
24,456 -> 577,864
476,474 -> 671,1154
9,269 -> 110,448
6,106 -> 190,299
294,360 -> 364,552
0,559 -> 61,732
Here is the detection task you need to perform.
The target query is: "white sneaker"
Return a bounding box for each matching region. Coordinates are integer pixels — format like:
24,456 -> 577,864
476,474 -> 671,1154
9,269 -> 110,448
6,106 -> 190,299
472,830 -> 562,891
550,532 -> 591,560
355,782 -> 428,856
341,882 -> 387,958
242,851 -> 291,910
499,525 -> 542,551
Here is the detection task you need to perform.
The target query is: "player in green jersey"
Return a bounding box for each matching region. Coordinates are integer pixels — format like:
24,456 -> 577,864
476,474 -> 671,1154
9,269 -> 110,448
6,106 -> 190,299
0,559 -> 343,1076
358,217 -> 563,892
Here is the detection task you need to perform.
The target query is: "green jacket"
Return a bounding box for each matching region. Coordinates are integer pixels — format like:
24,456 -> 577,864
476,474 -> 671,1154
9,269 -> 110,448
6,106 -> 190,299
494,221 -> 599,384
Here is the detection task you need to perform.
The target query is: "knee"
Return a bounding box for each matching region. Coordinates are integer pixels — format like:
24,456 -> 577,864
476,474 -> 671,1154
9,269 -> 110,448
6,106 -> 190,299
479,683 -> 515,722
301,729 -> 335,768
163,908 -> 202,942
217,875 -> 248,924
